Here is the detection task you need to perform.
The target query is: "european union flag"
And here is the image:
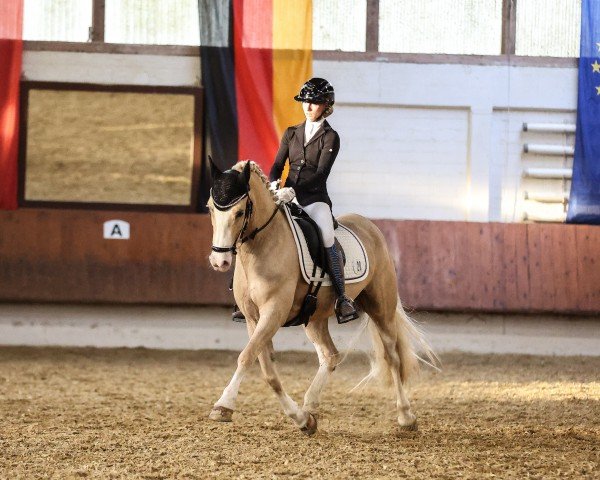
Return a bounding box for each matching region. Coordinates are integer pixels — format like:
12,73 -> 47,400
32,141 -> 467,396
567,0 -> 600,223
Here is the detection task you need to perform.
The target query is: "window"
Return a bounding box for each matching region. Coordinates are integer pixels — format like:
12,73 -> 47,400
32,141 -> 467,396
105,0 -> 200,46
21,1 -> 579,69
21,83 -> 202,209
23,0 -> 92,42
313,0 -> 367,52
379,0 -> 503,55
516,0 -> 581,57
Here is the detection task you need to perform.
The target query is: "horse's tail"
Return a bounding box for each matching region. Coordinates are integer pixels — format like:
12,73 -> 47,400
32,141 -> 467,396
353,298 -> 439,391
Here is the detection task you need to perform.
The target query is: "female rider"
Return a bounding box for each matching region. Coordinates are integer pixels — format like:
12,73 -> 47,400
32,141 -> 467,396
270,78 -> 358,323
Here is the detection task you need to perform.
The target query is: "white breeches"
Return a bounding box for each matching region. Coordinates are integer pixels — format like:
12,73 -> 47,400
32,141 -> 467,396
302,202 -> 335,248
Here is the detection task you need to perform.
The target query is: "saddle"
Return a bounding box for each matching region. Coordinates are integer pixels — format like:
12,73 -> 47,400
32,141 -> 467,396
284,204 -> 368,288
281,203 -> 369,328
286,202 -> 344,271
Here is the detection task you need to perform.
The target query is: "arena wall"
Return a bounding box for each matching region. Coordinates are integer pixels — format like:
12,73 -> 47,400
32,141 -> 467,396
7,51 -> 594,315
1,209 -> 598,313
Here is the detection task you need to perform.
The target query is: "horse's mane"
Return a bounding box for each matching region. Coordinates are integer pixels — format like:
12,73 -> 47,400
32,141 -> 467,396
232,160 -> 277,202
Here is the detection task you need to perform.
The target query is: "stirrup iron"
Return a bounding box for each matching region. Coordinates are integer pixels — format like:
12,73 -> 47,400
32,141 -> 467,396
232,304 -> 246,323
335,295 -> 359,324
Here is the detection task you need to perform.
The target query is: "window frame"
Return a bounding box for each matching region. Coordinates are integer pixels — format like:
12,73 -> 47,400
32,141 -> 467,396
22,0 -> 578,67
18,81 -> 204,212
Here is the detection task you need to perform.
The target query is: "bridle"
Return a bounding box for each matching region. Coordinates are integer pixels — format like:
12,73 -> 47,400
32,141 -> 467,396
210,185 -> 280,255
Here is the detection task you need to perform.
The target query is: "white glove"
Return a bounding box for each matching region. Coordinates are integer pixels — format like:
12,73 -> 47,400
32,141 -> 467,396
270,180 -> 280,191
275,187 -> 296,204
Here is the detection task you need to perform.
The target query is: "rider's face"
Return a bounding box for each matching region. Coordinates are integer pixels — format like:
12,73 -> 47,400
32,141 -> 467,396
302,102 -> 326,122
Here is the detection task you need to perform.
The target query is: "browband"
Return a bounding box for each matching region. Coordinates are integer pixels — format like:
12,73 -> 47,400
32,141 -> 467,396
210,188 -> 248,211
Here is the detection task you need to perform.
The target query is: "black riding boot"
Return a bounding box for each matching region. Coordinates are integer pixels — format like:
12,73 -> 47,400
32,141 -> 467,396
325,245 -> 359,323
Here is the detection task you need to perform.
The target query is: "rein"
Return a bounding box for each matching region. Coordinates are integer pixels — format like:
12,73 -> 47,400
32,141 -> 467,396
211,187 -> 280,255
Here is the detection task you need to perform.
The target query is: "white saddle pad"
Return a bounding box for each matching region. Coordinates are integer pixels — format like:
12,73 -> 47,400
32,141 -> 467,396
283,204 -> 369,286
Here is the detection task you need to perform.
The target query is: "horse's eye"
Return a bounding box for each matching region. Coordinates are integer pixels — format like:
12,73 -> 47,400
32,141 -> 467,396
235,211 -> 244,218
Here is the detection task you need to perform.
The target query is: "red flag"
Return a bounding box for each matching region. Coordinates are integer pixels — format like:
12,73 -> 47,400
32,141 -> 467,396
0,0 -> 24,210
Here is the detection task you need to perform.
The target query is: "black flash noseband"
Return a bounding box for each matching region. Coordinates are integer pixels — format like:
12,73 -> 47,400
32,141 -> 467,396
210,186 -> 279,255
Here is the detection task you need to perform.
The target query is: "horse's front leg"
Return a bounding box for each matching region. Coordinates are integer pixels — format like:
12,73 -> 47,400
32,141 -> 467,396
208,302 -> 292,422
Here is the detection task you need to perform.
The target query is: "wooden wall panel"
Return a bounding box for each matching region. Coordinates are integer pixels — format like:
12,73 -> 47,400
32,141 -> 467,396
0,209 -> 232,305
576,226 -> 600,311
501,223 -> 519,309
372,219 -> 600,314
431,221 -> 456,309
513,224 -> 531,309
0,209 -> 598,314
527,224 -> 545,310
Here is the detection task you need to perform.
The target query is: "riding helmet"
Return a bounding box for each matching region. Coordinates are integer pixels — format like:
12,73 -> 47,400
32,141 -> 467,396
294,78 -> 335,105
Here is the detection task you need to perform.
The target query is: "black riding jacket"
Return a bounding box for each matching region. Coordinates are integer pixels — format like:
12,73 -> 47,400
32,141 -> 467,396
269,120 -> 340,208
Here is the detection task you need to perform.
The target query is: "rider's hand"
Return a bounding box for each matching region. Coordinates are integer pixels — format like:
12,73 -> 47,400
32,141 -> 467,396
270,180 -> 280,191
275,187 -> 295,204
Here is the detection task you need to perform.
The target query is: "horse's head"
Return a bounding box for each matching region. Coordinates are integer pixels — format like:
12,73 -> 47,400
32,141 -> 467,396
207,158 -> 252,272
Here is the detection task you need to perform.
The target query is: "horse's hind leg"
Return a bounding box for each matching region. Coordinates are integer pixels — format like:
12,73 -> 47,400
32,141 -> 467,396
302,316 -> 340,416
359,288 -> 418,430
257,344 -> 317,434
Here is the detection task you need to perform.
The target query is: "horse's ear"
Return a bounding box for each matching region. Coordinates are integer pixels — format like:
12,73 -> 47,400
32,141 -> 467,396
208,155 -> 221,181
241,161 -> 251,185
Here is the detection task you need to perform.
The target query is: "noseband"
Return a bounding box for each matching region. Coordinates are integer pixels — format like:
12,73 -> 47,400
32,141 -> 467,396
210,185 -> 279,255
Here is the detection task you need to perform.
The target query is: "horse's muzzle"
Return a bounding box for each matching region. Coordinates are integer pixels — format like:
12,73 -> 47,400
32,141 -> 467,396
209,251 -> 233,272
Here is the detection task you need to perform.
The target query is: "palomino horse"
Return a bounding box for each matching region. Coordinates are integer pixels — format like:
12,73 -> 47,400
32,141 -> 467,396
207,160 -> 436,435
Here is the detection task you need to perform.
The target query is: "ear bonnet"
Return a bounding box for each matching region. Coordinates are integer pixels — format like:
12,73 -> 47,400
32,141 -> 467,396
211,169 -> 249,210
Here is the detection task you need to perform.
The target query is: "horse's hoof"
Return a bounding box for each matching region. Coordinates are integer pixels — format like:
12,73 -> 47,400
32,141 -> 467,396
398,419 -> 418,431
209,406 -> 233,422
300,412 -> 318,436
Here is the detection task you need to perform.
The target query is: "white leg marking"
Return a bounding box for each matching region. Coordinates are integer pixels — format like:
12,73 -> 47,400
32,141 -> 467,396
277,392 -> 310,427
215,367 -> 245,411
380,328 -> 416,428
303,364 -> 331,413
391,368 -> 416,427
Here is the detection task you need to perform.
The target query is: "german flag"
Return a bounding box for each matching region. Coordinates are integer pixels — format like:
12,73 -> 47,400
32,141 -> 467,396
199,0 -> 312,177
